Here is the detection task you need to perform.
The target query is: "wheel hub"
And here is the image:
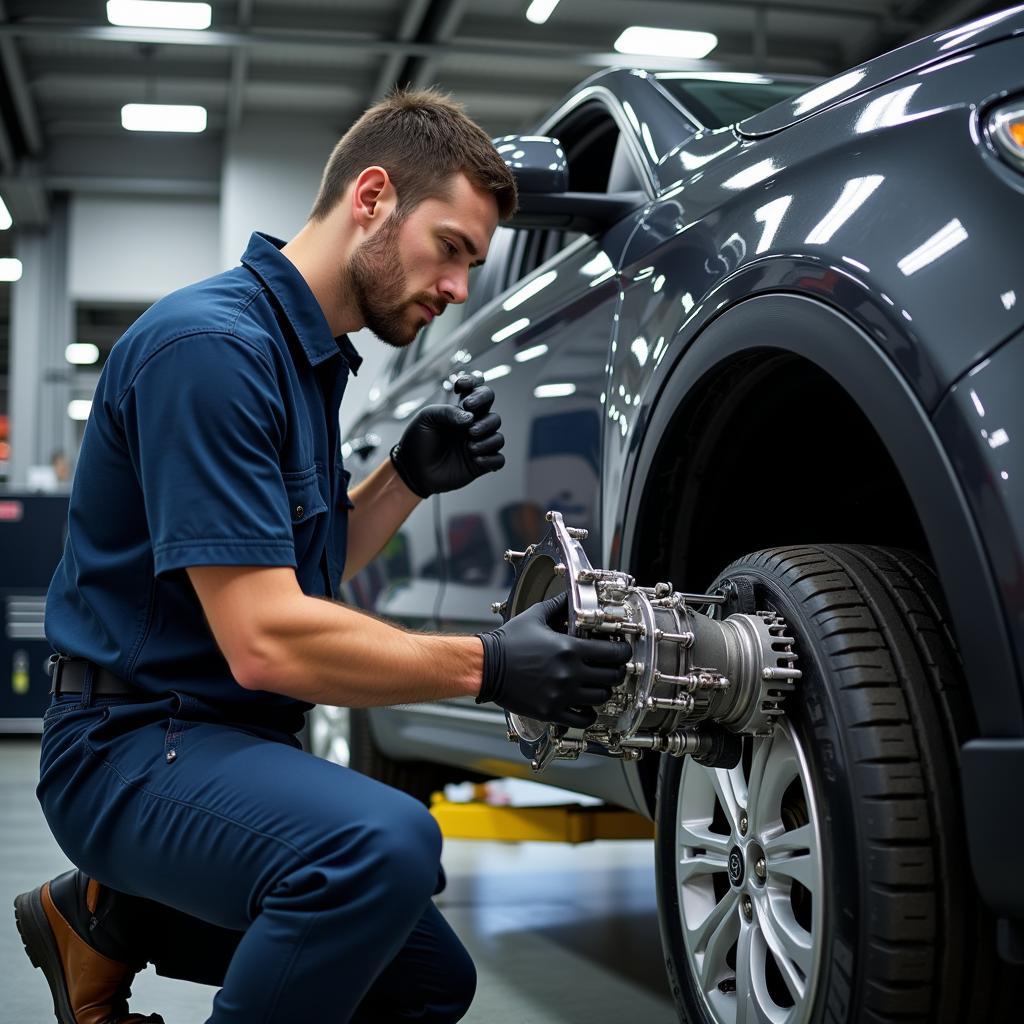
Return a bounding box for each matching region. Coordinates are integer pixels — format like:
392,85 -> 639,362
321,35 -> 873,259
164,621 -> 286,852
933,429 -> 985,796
497,511 -> 802,772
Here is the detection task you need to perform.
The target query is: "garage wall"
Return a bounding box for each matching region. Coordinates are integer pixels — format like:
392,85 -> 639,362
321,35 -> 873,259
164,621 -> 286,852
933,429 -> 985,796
220,117 -> 338,271
221,117 -> 391,439
68,195 -> 221,303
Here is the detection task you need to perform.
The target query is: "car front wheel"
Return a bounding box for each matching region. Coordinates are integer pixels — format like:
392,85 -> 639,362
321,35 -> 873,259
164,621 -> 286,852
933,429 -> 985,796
656,544 -> 1015,1023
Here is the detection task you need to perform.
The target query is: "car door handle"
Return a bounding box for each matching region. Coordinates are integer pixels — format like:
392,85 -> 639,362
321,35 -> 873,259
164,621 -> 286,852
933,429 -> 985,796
346,433 -> 381,460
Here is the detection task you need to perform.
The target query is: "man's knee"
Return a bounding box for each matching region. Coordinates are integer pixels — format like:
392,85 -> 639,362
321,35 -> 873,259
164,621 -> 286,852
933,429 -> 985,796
362,794 -> 443,901
292,791 -> 442,910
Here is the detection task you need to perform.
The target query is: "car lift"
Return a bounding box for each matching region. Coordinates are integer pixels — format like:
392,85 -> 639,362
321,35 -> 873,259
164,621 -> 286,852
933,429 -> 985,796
428,785 -> 655,844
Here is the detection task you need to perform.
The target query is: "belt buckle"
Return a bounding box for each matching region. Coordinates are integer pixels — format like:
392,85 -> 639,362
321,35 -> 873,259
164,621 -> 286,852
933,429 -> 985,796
47,654 -> 67,696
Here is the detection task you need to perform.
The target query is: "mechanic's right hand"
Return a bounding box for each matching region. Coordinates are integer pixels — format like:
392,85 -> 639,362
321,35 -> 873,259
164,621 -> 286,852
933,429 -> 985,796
476,592 -> 632,729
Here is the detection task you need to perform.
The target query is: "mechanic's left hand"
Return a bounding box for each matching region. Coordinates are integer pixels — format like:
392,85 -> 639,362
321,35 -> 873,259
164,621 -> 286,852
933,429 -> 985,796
390,374 -> 505,498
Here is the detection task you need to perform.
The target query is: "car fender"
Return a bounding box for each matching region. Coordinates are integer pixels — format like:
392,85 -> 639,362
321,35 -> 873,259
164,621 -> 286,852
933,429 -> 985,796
613,292 -> 1022,741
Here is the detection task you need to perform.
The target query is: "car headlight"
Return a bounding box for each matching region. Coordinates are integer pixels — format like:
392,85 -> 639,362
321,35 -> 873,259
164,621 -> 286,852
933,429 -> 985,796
987,99 -> 1024,173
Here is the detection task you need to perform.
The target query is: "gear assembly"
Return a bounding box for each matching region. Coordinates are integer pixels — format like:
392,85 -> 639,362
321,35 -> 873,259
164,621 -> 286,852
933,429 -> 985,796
492,511 -> 802,773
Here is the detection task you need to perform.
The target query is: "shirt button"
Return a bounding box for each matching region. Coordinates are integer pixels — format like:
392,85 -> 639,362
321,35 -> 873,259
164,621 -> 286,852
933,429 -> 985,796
294,505 -> 305,519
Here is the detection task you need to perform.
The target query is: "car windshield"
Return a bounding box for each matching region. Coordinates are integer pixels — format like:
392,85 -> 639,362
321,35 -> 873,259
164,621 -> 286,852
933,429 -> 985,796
655,74 -> 817,129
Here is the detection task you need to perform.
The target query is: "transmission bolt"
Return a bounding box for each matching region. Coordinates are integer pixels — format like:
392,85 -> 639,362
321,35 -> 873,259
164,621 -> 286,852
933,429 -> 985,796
741,895 -> 752,921
739,814 -> 748,836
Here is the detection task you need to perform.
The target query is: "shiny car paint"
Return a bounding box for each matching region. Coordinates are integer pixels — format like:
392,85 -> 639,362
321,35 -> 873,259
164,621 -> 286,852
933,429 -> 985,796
341,9 -> 1024,919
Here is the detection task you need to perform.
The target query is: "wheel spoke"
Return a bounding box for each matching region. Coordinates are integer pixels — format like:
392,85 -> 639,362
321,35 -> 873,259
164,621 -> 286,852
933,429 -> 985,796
763,823 -> 813,856
754,895 -> 809,1001
699,890 -> 740,991
751,734 -> 799,835
710,766 -> 747,834
678,820 -> 732,856
734,920 -> 775,1024
745,733 -> 774,831
678,852 -> 729,883
689,886 -> 739,954
768,851 -> 816,894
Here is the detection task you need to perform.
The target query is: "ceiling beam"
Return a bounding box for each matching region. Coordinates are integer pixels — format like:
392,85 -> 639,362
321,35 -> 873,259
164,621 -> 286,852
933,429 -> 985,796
44,175 -> 218,198
401,0 -> 468,91
370,0 -> 432,102
0,1 -> 43,156
0,20 -> 837,78
0,20 -> 811,70
227,0 -> 254,134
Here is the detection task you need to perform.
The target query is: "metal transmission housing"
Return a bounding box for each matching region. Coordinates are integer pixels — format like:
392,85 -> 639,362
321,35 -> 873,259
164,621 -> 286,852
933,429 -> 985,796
494,512 -> 801,772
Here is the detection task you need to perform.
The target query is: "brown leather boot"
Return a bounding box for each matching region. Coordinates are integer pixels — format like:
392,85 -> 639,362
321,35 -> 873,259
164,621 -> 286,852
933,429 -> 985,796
14,871 -> 163,1024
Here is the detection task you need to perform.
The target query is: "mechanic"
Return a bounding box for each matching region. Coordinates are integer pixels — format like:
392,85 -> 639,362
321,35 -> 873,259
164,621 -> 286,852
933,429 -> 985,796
14,89 -> 631,1024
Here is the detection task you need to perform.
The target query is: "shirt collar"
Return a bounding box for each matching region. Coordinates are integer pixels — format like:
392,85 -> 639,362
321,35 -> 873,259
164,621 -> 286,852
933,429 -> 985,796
240,232 -> 362,374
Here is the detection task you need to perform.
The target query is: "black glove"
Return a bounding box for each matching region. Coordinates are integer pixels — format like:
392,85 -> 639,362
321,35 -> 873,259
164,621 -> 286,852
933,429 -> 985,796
476,592 -> 632,729
390,375 -> 505,498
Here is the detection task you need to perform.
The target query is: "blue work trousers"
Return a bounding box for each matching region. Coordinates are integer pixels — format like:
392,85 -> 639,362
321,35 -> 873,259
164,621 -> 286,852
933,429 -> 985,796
36,690 -> 476,1022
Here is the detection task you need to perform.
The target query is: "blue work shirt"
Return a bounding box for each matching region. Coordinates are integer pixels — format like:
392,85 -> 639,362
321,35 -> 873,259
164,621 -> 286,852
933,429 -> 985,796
45,233 -> 362,726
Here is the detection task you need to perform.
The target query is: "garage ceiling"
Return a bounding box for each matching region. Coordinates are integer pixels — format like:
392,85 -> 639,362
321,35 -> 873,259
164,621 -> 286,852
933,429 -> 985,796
0,0 -> 1012,223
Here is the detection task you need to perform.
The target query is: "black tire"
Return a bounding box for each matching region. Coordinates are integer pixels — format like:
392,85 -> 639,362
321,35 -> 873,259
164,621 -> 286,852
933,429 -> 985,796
348,708 -> 491,806
655,544 -> 1019,1024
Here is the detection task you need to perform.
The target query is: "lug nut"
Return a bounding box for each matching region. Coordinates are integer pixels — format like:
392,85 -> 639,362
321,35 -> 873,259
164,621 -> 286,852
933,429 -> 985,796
755,857 -> 767,881
739,814 -> 748,836
741,895 -> 752,921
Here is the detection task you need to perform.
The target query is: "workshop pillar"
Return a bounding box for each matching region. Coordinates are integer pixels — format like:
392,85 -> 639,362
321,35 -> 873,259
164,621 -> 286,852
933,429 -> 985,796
8,195 -> 74,488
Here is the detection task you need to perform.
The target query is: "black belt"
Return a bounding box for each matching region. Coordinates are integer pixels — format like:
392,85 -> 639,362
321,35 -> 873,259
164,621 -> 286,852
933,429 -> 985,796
48,656 -> 138,697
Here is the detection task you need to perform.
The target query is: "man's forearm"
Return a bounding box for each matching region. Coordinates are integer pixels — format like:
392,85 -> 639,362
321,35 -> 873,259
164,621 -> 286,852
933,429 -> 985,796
342,457 -> 420,582
241,588 -> 484,706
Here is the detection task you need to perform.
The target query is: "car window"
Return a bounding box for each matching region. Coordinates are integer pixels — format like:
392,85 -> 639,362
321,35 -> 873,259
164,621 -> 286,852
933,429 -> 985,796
655,75 -> 815,129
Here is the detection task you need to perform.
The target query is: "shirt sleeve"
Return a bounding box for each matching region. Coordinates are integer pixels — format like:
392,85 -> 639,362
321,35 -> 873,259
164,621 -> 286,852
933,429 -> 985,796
119,331 -> 297,577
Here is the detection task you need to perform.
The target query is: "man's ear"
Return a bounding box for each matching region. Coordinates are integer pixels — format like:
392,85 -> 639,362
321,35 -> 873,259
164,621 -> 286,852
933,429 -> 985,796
351,166 -> 396,229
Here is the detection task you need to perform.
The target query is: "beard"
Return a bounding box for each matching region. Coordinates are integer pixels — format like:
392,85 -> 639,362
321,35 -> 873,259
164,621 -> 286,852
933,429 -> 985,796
345,213 -> 442,349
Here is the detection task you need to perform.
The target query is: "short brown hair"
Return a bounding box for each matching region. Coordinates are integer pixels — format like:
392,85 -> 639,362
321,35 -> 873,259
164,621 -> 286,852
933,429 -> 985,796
310,87 -> 517,223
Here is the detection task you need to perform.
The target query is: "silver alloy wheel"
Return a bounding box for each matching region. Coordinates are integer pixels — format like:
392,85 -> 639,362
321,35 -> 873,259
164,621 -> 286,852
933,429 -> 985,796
675,720 -> 824,1024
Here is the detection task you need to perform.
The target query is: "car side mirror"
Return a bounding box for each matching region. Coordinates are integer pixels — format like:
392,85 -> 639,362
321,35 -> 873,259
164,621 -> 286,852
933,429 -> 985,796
492,134 -> 569,194
493,133 -> 645,235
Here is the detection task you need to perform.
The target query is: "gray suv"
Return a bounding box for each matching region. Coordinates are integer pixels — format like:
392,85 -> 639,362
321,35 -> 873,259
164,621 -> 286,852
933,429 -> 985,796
322,9 -> 1024,1023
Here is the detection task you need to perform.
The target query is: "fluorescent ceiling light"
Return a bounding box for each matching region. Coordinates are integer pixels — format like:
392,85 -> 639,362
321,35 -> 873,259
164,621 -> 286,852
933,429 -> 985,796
122,103 -> 207,133
107,1 -> 211,30
0,258 -> 23,282
525,0 -> 560,25
614,26 -> 718,60
66,343 -> 100,365
68,400 -> 93,421
0,195 -> 11,230
482,364 -> 511,382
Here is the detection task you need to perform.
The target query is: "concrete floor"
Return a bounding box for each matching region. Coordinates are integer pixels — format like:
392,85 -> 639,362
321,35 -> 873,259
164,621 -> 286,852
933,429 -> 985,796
0,737 -> 676,1024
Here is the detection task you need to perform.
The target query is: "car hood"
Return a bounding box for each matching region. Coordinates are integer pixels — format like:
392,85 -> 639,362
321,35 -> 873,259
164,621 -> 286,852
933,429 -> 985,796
739,3 -> 1024,138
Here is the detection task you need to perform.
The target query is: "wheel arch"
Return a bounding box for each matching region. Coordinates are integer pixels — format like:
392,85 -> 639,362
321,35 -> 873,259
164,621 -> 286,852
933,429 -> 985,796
617,293 -> 1022,771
